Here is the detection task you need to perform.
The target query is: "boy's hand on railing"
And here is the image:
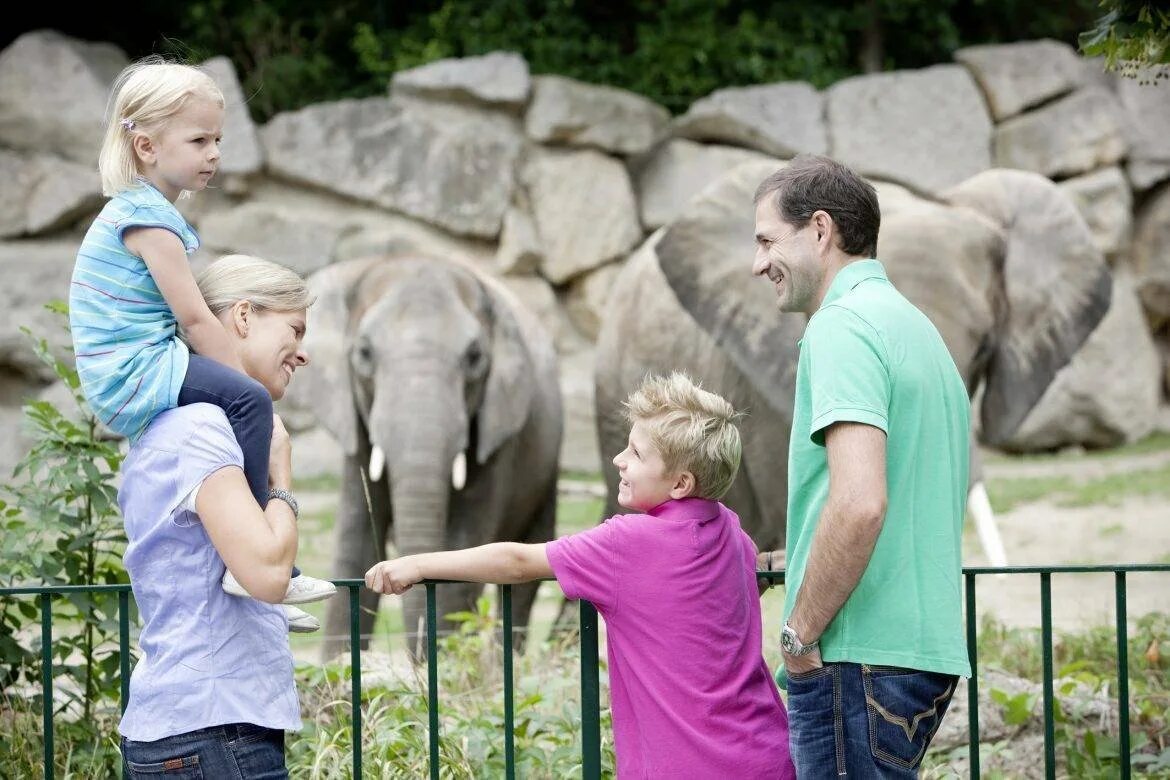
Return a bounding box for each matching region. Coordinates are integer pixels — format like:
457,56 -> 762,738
365,557 -> 424,595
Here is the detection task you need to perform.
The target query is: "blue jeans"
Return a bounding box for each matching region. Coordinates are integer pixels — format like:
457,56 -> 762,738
180,356 -> 299,578
122,723 -> 287,779
786,662 -> 957,778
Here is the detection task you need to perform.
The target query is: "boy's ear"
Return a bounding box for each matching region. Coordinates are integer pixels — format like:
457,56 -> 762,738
669,471 -> 696,500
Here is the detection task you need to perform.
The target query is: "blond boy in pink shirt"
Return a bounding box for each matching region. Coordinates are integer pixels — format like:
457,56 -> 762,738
366,372 -> 795,779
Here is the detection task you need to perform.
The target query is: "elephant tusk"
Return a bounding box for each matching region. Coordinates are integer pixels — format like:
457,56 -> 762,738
369,445 -> 386,482
451,451 -> 467,491
967,481 -> 1007,571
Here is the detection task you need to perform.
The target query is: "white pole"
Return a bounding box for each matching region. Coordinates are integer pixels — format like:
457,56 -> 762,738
967,480 -> 1007,568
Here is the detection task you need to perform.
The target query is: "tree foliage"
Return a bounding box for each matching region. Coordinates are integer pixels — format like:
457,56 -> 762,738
1080,1 -> 1170,79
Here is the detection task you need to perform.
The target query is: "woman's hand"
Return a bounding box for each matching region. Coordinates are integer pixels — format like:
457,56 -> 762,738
269,414 -> 292,490
365,558 -> 424,595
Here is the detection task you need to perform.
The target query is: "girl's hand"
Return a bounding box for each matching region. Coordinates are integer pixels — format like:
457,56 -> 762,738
269,414 -> 292,490
365,558 -> 424,595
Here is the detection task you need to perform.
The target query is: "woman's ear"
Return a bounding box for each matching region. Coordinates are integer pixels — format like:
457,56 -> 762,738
230,299 -> 252,337
670,470 -> 697,500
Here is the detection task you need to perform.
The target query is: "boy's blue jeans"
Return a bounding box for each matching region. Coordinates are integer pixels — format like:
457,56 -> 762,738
122,722 -> 286,779
786,661 -> 957,778
179,355 -> 299,578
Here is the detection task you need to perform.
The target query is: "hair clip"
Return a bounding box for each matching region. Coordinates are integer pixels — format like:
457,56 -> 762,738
120,118 -> 136,132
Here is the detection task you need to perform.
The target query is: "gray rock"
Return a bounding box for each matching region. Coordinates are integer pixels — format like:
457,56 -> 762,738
198,201 -> 353,276
993,87 -> 1127,178
827,65 -> 992,194
672,82 -> 827,158
524,148 -> 643,284
558,346 -> 601,474
0,239 -> 78,381
954,39 -> 1085,120
0,30 -> 127,164
260,96 -> 522,238
0,150 -> 103,238
495,203 -> 543,275
1007,271 -> 1159,450
498,274 -> 564,349
1117,65 -> 1170,191
1132,182 -> 1170,331
391,51 -> 530,109
1057,166 -> 1133,261
565,260 -> 624,341
635,139 -> 778,230
200,56 -> 263,176
525,75 -> 669,156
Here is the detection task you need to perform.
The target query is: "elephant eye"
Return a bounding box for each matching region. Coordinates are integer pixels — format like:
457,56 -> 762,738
352,340 -> 375,377
464,341 -> 486,375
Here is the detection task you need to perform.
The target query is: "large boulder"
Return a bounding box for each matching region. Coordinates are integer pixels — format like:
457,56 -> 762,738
200,56 -> 263,177
260,96 -> 523,239
993,87 -> 1127,178
1132,182 -> 1170,331
0,150 -> 103,238
1004,271 -> 1160,450
954,39 -> 1085,121
494,201 -> 543,275
565,260 -> 624,341
0,239 -> 78,381
524,75 -> 669,156
634,139 -> 778,230
523,148 -> 643,284
558,345 -> 601,474
197,201 -> 353,277
0,30 -> 127,164
1116,65 -> 1170,191
671,82 -> 826,158
1057,166 -> 1133,262
390,51 -> 530,110
827,65 -> 992,194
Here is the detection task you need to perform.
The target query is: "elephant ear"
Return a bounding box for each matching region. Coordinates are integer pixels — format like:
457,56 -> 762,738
656,160 -> 808,416
943,169 -> 1112,446
296,258 -> 381,457
476,277 -> 536,464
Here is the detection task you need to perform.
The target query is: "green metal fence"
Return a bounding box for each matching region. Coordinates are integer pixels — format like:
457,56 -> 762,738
3,563 -> 1168,779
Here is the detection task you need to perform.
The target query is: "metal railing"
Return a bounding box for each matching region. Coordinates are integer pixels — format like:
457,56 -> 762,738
3,563 -> 1168,779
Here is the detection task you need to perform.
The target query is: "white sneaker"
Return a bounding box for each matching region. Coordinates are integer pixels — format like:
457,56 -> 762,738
284,605 -> 320,633
222,571 -> 338,605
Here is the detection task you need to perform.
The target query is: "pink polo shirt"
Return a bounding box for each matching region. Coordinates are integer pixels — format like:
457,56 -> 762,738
546,497 -> 794,779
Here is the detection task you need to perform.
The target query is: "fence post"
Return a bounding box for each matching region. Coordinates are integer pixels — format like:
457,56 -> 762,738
580,600 -> 601,779
965,571 -> 980,779
40,594 -> 53,780
349,584 -> 363,780
1116,572 -> 1130,779
427,583 -> 439,780
503,585 -> 515,780
1040,573 -> 1055,780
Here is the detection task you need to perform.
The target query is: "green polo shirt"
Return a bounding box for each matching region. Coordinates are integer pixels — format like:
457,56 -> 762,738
784,259 -> 971,677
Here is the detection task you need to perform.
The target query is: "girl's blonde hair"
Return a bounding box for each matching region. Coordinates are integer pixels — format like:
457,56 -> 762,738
623,372 -> 743,501
98,56 -> 224,196
196,254 -> 315,319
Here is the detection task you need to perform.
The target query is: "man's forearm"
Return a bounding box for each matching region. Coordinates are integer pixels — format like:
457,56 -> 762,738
788,499 -> 884,642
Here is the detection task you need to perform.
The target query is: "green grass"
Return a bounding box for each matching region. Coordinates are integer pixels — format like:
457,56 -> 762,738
985,431 -> 1170,465
294,472 -> 342,493
986,462 -> 1170,513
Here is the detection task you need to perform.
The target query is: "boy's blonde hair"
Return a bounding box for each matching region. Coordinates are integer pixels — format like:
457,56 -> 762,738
98,57 -> 224,196
623,372 -> 742,500
195,254 -> 315,320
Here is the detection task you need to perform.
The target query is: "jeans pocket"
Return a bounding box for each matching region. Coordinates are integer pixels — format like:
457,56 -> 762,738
124,754 -> 203,778
862,665 -> 957,771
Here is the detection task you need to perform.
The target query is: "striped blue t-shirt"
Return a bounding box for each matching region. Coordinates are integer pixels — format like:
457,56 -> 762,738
69,182 -> 196,440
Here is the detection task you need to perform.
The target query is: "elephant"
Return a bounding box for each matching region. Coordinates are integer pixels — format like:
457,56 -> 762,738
594,162 -> 1111,554
296,255 -> 563,659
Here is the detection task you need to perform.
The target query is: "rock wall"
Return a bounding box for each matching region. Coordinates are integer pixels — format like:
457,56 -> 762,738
1,30 -> 1167,479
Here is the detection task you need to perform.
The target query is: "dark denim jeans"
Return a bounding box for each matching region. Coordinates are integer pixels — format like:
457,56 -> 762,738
786,662 -> 957,778
122,722 -> 286,779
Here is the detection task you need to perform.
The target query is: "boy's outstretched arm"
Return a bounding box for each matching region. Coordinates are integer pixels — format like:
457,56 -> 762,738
365,543 -> 553,595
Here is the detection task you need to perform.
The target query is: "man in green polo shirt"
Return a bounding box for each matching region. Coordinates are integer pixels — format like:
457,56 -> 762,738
752,155 -> 971,778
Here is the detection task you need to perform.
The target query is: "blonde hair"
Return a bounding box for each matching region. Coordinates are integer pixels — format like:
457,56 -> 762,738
98,56 -> 224,196
623,372 -> 742,500
196,254 -> 315,319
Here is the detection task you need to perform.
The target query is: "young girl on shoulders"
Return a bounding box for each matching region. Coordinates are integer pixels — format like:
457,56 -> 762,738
367,372 -> 795,778
69,58 -> 333,621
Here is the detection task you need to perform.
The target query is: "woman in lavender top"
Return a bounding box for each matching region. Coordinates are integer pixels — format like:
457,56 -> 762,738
117,254 -> 313,778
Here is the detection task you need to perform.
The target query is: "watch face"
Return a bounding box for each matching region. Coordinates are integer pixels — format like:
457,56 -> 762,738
781,628 -> 795,653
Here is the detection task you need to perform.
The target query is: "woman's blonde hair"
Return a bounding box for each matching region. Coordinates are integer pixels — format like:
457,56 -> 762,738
98,56 -> 224,196
623,372 -> 743,501
196,254 -> 315,320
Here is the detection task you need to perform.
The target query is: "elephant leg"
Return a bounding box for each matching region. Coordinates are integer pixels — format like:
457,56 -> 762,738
504,484 -> 557,651
322,450 -> 392,661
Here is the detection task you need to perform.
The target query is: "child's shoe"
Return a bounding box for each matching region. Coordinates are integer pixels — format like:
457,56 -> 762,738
284,605 -> 320,633
223,571 -> 337,604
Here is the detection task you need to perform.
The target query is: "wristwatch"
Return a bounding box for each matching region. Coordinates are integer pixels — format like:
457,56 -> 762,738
267,488 -> 299,519
781,621 -> 819,656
